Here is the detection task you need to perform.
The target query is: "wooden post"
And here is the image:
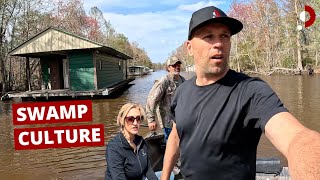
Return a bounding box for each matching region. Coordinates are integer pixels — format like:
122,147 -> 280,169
25,57 -> 31,91
125,60 -> 128,79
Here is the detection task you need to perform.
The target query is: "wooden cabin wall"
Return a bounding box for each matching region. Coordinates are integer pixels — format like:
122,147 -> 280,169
95,53 -> 125,89
69,52 -> 95,91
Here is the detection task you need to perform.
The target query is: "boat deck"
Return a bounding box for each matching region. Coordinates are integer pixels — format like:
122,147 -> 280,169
256,167 -> 290,179
1,78 -> 134,101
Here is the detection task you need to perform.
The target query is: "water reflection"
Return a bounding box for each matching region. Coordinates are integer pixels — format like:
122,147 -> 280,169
0,71 -> 319,179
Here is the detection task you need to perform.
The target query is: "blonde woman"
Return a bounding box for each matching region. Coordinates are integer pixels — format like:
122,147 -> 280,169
105,103 -> 158,180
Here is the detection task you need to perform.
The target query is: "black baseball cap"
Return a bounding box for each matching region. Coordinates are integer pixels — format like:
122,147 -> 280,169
188,6 -> 243,40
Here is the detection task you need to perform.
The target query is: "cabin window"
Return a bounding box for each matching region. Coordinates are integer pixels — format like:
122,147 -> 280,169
119,60 -> 121,70
99,60 -> 102,70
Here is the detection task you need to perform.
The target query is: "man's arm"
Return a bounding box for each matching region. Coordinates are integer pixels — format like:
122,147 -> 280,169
265,112 -> 320,179
161,123 -> 180,180
146,80 -> 165,130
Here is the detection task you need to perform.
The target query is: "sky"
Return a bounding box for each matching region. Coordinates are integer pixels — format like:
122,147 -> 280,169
82,0 -> 233,63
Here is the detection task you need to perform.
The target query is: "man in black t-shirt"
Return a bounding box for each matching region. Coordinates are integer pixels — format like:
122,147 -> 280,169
160,6 -> 320,180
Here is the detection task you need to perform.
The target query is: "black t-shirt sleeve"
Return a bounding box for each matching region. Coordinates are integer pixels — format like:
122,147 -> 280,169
243,79 -> 288,132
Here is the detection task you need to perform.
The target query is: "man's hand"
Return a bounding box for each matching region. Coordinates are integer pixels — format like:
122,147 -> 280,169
148,121 -> 157,131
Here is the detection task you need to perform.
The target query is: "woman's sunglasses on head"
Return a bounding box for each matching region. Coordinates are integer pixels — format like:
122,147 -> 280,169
125,116 -> 143,124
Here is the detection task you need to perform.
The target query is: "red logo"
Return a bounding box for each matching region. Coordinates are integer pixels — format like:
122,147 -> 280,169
298,5 -> 316,30
213,10 -> 221,18
305,5 -> 316,28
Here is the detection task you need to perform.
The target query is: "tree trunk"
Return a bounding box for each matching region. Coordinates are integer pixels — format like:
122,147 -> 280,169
234,35 -> 241,72
295,0 -> 303,70
0,34 -> 7,93
316,51 -> 318,67
25,57 -> 31,91
0,57 -> 6,93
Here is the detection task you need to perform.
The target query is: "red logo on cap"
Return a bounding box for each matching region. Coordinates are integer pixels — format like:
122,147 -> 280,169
213,10 -> 221,18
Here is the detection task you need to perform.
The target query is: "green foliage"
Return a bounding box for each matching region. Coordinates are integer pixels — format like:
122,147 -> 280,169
108,33 -> 133,57
303,57 -> 314,67
238,55 -> 255,71
152,63 -> 164,70
282,58 -> 296,68
129,42 -> 153,68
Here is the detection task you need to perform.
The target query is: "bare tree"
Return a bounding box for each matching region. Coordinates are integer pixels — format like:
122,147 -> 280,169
0,0 -> 21,93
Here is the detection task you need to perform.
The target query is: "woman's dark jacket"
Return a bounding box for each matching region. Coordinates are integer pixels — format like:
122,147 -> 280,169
105,132 -> 158,180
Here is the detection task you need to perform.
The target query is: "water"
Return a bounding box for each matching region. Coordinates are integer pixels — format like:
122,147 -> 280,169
0,71 -> 319,179
256,74 -> 320,166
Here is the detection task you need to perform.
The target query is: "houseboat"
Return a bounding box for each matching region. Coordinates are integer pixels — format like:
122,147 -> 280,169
3,27 -> 134,101
128,66 -> 151,76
